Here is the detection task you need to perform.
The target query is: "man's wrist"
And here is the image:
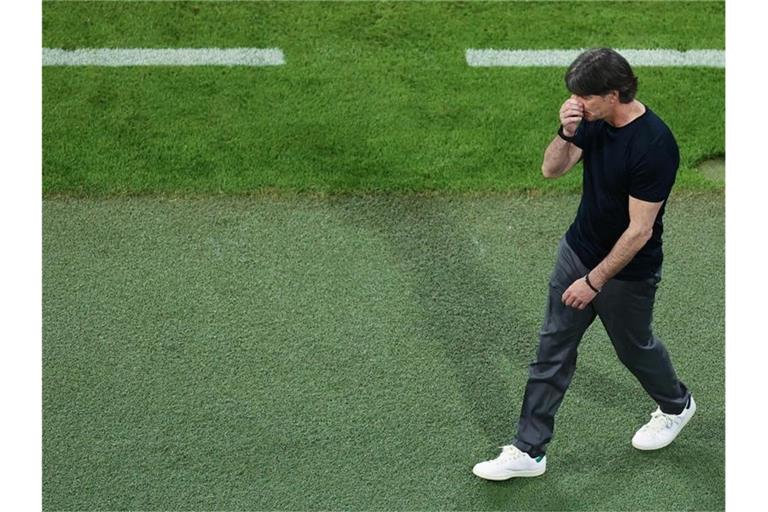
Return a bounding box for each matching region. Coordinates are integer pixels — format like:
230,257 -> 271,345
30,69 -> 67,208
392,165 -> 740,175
584,272 -> 601,293
558,125 -> 576,142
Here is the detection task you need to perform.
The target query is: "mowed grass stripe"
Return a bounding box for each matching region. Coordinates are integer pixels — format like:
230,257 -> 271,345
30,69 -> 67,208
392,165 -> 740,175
43,48 -> 286,66
466,49 -> 725,67
42,64 -> 724,196
42,1 -> 724,50
42,1 -> 724,197
43,193 -> 724,510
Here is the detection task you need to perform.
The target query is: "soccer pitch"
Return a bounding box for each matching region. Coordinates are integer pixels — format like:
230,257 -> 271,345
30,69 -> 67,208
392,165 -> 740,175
42,2 -> 725,510
43,193 -> 723,511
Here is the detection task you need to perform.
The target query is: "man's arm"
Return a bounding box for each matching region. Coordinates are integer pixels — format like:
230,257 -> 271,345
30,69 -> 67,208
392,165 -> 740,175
588,196 -> 663,288
542,96 -> 585,179
541,136 -> 583,179
561,196 -> 664,310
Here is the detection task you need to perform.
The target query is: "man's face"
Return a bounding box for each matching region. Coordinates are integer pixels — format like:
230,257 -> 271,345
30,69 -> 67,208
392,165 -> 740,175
571,93 -> 615,121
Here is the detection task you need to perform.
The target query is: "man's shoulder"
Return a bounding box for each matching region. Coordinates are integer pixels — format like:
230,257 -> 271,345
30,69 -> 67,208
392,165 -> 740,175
630,107 -> 680,172
638,107 -> 676,141
628,107 -> 679,162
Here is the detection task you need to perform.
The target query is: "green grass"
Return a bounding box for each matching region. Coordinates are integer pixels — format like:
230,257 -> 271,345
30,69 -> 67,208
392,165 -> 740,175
42,2 -> 725,509
43,1 -> 725,196
42,1 -> 725,50
43,192 -> 724,510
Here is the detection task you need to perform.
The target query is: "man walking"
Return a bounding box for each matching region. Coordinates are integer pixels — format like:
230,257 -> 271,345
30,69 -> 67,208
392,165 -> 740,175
473,48 -> 695,481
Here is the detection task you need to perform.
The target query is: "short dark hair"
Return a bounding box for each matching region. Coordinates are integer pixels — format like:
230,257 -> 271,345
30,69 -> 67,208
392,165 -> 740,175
565,48 -> 638,103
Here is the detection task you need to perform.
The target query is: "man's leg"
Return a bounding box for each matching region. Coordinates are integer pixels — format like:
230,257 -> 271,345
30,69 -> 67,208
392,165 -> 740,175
510,239 -> 597,458
473,238 -> 595,480
593,273 -> 690,415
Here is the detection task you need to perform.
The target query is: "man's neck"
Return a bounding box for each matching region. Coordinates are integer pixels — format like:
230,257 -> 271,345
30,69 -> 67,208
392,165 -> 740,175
605,100 -> 646,128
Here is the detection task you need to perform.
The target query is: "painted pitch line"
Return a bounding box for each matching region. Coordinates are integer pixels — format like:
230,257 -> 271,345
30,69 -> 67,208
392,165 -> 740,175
43,48 -> 285,66
466,49 -> 724,68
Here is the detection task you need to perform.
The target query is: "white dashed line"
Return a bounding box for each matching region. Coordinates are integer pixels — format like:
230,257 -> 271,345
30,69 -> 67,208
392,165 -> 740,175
43,48 -> 286,66
466,49 -> 724,67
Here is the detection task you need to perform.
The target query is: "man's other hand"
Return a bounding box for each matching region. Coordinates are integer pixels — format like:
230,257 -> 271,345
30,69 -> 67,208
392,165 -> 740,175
562,277 -> 597,310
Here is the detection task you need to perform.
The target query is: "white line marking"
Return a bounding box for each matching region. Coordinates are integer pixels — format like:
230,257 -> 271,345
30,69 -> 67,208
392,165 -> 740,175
466,49 -> 725,67
43,48 -> 286,66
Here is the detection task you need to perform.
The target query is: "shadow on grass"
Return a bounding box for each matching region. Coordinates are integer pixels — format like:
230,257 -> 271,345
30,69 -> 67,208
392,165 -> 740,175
331,195 -> 540,444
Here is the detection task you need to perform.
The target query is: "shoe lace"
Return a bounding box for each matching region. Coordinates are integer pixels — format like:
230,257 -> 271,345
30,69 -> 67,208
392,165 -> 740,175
642,409 -> 678,434
498,445 -> 526,462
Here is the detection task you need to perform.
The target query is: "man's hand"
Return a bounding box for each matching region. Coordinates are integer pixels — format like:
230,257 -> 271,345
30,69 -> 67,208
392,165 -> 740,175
562,277 -> 597,310
559,96 -> 584,137
543,96 -> 585,178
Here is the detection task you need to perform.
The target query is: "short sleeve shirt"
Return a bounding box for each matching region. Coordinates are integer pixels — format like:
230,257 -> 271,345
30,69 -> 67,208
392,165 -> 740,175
564,106 -> 679,280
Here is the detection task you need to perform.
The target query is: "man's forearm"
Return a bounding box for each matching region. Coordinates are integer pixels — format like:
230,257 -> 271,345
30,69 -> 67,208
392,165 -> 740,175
541,136 -> 574,178
588,227 -> 652,289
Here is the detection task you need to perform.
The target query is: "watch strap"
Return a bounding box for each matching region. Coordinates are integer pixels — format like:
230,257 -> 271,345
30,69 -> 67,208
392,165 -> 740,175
558,125 -> 577,143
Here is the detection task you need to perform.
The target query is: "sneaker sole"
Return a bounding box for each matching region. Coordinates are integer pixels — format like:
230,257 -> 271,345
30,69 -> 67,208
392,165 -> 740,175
472,466 -> 546,481
632,399 -> 697,451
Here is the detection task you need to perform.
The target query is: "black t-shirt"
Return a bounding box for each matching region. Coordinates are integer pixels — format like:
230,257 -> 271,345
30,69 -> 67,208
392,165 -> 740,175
564,105 -> 679,281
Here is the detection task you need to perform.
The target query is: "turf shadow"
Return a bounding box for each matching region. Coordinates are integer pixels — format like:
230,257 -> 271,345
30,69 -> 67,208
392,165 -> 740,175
331,195 -> 542,445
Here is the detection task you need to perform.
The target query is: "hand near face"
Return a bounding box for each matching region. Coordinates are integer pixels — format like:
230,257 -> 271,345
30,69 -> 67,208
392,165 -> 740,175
559,96 -> 584,137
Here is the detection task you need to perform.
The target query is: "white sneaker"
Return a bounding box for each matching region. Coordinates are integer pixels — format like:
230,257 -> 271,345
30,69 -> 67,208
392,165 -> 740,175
472,444 -> 547,481
632,395 -> 696,451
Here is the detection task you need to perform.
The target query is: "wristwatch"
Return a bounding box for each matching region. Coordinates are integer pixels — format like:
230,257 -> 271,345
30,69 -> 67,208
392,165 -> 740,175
558,125 -> 576,143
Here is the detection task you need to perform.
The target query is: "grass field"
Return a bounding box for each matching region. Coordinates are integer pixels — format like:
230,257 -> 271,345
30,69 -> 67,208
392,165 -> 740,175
43,1 -> 724,196
42,1 -> 725,510
43,193 -> 724,511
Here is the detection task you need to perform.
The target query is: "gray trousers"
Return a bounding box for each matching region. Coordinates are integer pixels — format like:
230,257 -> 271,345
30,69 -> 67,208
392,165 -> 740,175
511,238 -> 690,458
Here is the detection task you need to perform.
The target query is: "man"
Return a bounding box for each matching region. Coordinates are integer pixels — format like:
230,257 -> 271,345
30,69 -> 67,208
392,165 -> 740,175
473,48 -> 695,481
